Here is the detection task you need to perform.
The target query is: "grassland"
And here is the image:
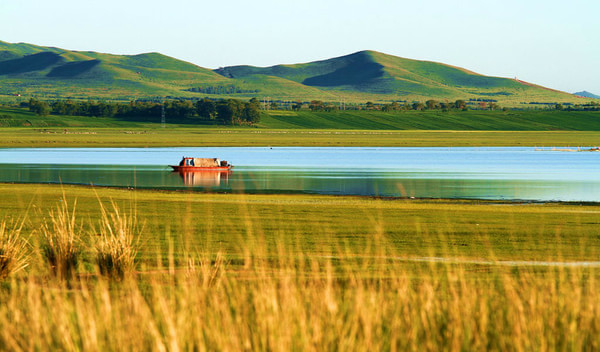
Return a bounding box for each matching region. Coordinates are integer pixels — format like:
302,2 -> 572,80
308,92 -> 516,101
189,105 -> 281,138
1,100 -> 599,349
2,184 -> 600,350
1,107 -> 600,147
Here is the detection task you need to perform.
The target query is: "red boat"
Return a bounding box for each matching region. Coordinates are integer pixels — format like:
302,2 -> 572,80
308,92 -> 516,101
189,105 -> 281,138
170,157 -> 233,172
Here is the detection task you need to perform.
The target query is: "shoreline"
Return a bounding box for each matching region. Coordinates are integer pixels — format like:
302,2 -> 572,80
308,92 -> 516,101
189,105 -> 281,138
2,181 -> 598,206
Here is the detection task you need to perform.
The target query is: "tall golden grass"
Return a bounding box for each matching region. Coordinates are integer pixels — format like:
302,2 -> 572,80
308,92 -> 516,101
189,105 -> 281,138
93,200 -> 139,279
40,199 -> 81,279
0,198 -> 599,351
0,220 -> 28,279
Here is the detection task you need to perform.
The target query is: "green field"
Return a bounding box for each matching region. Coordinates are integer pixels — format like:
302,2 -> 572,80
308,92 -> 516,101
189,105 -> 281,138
259,109 -> 600,130
5,184 -> 600,262
1,107 -> 600,147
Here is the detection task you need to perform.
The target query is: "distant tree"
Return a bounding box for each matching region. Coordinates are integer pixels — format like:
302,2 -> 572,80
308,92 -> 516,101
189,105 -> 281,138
309,100 -> 324,111
365,101 -> 375,110
196,98 -> 216,120
412,102 -> 425,111
488,102 -> 499,111
52,101 -> 68,115
243,98 -> 261,124
555,103 -> 564,111
216,100 -> 235,124
292,102 -> 302,111
425,100 -> 439,110
454,100 -> 466,110
29,98 -> 50,116
323,103 -> 338,112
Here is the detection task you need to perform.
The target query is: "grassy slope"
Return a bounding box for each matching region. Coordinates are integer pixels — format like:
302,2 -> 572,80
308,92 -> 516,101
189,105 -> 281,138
216,50 -> 586,104
0,42 -> 230,99
0,42 -> 592,105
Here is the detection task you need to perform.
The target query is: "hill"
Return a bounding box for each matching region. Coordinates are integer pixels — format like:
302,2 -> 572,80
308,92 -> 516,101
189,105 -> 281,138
0,41 -> 229,100
214,50 -> 585,105
574,91 -> 600,99
0,41 -> 590,105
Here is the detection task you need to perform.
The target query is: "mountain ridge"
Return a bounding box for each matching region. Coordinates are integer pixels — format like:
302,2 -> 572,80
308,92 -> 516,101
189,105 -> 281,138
574,91 -> 600,99
0,41 -> 590,105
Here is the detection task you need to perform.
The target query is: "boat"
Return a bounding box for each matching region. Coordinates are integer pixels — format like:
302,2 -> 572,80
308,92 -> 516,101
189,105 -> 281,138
170,157 -> 233,172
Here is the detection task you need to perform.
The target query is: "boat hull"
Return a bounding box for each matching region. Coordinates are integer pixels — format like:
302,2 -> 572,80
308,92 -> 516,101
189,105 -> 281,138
170,165 -> 232,172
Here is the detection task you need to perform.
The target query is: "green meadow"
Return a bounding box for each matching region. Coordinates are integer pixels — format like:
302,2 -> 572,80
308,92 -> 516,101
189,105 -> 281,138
1,106 -> 600,147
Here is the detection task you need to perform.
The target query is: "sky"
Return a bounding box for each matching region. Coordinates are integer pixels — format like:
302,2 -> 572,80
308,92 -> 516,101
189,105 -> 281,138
1,0 -> 598,94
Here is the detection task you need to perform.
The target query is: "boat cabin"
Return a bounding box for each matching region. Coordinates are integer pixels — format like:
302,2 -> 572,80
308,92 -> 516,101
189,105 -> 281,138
177,157 -> 231,168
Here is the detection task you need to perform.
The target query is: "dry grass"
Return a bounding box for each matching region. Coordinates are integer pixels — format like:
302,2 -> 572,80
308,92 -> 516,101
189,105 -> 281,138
40,199 -> 81,279
0,192 -> 599,350
0,220 -> 28,279
1,249 -> 600,351
93,201 -> 139,279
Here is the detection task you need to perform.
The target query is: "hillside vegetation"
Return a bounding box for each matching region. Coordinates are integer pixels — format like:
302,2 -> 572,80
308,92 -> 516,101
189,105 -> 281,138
0,41 -> 592,106
215,50 -> 586,105
0,41 -> 229,100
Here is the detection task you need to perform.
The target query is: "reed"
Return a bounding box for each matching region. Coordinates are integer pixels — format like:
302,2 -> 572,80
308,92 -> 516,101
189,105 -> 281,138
1,246 -> 599,351
93,200 -> 139,279
0,220 -> 29,279
40,198 -> 81,279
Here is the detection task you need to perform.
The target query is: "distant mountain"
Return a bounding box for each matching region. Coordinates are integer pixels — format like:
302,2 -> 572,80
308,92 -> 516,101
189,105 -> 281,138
574,91 -> 600,99
0,41 -> 588,104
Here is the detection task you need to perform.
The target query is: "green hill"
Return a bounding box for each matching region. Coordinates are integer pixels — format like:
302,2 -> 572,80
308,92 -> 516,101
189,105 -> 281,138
216,50 -> 583,105
0,41 -> 592,105
0,41 -> 229,100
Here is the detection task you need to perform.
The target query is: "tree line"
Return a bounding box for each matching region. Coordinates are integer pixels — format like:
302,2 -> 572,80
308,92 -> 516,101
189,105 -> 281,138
27,98 -> 261,125
185,85 -> 260,95
307,99 -> 473,112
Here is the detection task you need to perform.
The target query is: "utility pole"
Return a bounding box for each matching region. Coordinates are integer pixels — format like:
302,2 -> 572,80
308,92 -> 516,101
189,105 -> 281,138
161,100 -> 166,128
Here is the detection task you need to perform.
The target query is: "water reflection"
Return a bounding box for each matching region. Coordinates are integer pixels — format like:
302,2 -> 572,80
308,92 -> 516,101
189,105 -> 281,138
176,170 -> 231,187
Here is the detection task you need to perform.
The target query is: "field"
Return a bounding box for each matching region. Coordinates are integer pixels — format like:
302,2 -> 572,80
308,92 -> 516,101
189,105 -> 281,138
1,184 -> 600,350
1,107 -> 600,147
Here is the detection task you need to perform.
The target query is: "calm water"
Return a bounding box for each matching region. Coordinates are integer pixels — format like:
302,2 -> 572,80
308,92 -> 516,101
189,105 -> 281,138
0,147 -> 598,201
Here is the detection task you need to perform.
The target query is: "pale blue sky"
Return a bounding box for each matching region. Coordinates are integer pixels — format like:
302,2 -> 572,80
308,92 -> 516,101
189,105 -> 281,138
1,0 -> 598,94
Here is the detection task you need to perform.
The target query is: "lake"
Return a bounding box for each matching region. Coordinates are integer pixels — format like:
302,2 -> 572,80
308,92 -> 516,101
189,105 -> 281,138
0,147 -> 598,201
